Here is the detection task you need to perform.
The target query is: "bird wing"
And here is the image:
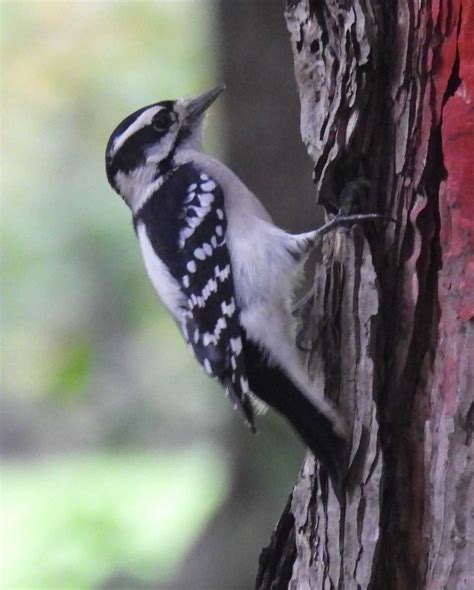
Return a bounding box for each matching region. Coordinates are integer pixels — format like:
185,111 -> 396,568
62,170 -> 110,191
134,163 -> 254,429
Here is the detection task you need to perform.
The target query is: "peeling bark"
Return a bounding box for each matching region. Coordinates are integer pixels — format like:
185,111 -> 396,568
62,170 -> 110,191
256,1 -> 473,588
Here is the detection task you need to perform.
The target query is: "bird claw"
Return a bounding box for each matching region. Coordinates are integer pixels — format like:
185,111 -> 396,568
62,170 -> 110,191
333,212 -> 395,227
310,211 -> 395,242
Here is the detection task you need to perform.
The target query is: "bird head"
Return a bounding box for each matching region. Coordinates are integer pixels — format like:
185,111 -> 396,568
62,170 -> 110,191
105,85 -> 225,207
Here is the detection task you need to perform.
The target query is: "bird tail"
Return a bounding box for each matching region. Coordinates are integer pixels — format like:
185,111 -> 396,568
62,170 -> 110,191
243,337 -> 350,501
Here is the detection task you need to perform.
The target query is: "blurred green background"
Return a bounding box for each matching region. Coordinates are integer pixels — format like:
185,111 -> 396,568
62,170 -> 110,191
1,2 -> 319,589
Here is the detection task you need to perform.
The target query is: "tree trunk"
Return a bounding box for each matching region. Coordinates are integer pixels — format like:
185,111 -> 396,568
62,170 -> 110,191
256,2 -> 473,589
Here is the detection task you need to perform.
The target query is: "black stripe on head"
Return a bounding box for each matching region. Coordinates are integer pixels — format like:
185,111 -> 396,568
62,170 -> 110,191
105,101 -> 176,189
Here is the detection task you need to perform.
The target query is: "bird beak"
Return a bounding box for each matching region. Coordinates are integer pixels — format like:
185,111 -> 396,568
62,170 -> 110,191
183,85 -> 225,124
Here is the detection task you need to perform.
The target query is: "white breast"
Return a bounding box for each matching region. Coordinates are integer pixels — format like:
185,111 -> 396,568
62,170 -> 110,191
136,222 -> 185,319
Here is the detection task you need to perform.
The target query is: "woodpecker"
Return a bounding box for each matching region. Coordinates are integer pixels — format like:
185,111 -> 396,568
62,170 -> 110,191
105,86 -> 383,499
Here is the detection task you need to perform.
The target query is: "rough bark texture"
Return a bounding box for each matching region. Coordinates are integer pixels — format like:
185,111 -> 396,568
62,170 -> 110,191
257,1 -> 473,589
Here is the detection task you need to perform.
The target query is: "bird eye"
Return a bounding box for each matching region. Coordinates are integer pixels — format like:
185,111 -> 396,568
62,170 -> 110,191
152,110 -> 174,131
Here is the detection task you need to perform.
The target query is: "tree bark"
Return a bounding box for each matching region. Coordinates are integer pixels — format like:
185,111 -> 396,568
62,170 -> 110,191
257,2 -> 473,589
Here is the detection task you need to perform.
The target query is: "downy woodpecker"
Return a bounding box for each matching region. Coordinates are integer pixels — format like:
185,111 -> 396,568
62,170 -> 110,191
105,86 -> 383,499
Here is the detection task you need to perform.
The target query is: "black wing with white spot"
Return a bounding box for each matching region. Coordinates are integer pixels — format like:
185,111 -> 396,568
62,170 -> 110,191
134,163 -> 254,429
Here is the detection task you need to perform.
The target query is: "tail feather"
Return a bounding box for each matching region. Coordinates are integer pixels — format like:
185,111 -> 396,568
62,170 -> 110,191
243,335 -> 350,500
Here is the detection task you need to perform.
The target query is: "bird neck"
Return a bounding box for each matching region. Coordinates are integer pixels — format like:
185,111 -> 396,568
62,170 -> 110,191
116,160 -> 174,214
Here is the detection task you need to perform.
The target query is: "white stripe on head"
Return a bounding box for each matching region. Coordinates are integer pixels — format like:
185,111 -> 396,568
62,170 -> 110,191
111,106 -> 163,156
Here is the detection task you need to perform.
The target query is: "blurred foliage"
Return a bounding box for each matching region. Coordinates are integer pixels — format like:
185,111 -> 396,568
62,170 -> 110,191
2,0 -> 220,408
1,448 -> 228,589
0,1 -> 237,588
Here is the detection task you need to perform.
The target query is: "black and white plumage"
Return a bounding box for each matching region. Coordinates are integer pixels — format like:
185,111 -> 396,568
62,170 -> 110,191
105,86 -> 384,499
135,163 -> 254,426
